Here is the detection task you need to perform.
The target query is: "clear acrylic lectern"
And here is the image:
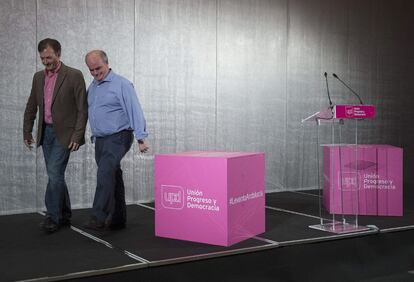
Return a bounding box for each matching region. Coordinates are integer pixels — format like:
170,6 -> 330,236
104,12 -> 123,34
301,104 -> 376,234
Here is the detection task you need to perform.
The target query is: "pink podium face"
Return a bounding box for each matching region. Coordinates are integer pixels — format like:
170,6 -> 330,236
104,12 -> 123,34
323,145 -> 403,216
155,151 -> 265,246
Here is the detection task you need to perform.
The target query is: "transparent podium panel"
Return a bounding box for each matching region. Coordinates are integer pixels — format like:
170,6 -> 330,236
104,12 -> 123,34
302,110 -> 370,234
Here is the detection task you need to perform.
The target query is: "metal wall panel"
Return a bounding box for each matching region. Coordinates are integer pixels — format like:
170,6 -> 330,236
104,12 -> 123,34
285,0 -> 414,190
135,0 -> 217,201
372,0 -> 414,186
36,0 -> 135,208
217,0 -> 288,191
0,0 -> 37,214
1,0 -> 413,214
285,0 -> 327,190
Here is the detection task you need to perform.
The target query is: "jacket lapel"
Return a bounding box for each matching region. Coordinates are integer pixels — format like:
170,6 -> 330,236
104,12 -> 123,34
52,63 -> 67,104
38,72 -> 45,111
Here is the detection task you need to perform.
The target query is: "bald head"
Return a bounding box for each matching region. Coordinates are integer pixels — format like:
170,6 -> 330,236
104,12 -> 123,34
85,50 -> 108,64
85,50 -> 110,81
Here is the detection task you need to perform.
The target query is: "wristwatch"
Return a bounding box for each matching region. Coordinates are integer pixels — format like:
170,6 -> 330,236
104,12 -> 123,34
138,139 -> 144,144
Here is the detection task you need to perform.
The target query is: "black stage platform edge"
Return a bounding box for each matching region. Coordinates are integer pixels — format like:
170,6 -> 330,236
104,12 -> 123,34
20,243 -> 280,282
71,204 -> 381,258
29,207 -> 379,281
130,198 -> 413,250
265,190 -> 414,231
20,262 -> 146,282
69,206 -> 272,261
66,229 -> 414,282
7,189 -> 414,282
0,213 -> 137,282
18,208 -> 376,282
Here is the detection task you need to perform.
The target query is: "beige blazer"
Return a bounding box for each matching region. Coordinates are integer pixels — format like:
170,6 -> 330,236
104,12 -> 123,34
23,62 -> 88,148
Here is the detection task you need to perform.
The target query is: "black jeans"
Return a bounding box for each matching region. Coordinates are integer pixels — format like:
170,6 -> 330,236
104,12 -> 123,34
92,130 -> 133,225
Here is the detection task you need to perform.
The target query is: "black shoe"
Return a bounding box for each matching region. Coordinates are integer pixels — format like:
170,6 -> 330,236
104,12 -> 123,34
39,217 -> 59,233
108,222 -> 126,230
60,218 -> 71,228
83,217 -> 107,231
39,218 -> 47,230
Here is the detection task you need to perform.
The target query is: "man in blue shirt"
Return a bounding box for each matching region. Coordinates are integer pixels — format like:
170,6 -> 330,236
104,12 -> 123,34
84,50 -> 149,230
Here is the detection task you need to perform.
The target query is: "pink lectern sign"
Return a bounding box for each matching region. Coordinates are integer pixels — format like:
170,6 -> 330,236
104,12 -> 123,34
323,145 -> 403,216
302,105 -> 376,123
333,105 -> 376,119
155,151 -> 265,246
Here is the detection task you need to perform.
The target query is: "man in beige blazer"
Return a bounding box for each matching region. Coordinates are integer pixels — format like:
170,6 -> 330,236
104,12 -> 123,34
23,38 -> 88,233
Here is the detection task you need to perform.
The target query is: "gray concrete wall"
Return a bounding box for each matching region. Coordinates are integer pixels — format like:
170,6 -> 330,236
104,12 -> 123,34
1,0 -> 413,214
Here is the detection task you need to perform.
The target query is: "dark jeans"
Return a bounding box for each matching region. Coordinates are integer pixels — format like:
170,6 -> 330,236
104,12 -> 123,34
92,130 -> 133,225
42,125 -> 71,224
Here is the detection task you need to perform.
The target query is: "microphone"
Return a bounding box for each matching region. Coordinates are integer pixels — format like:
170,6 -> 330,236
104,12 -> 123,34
324,72 -> 333,109
332,73 -> 364,104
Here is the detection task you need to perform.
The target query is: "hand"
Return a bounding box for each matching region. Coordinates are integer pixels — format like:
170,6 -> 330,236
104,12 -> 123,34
68,141 -> 80,152
138,140 -> 149,153
24,138 -> 35,150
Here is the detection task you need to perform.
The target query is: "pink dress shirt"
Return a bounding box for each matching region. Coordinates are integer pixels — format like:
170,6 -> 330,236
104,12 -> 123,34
43,62 -> 61,124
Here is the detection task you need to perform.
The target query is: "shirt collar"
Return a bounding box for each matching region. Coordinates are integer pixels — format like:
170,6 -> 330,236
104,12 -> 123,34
44,61 -> 62,77
94,69 -> 114,85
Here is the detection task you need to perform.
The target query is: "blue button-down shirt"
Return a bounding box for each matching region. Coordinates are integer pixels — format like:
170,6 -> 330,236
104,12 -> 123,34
87,70 -> 148,142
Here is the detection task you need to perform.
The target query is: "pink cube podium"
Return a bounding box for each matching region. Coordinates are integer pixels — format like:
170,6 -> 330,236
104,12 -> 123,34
155,151 -> 265,246
323,145 -> 403,216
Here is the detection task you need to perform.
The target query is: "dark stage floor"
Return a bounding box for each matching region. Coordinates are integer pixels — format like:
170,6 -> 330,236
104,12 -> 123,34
2,190 -> 414,282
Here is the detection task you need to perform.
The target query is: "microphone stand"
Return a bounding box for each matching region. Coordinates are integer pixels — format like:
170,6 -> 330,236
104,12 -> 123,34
324,72 -> 334,109
332,73 -> 364,104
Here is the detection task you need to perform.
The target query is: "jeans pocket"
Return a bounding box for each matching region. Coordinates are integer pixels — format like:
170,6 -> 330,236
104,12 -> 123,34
121,131 -> 133,150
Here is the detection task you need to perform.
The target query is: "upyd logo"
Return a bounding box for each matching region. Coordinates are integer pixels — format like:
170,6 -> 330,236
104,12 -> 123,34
339,172 -> 359,191
161,185 -> 184,209
345,106 -> 354,118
